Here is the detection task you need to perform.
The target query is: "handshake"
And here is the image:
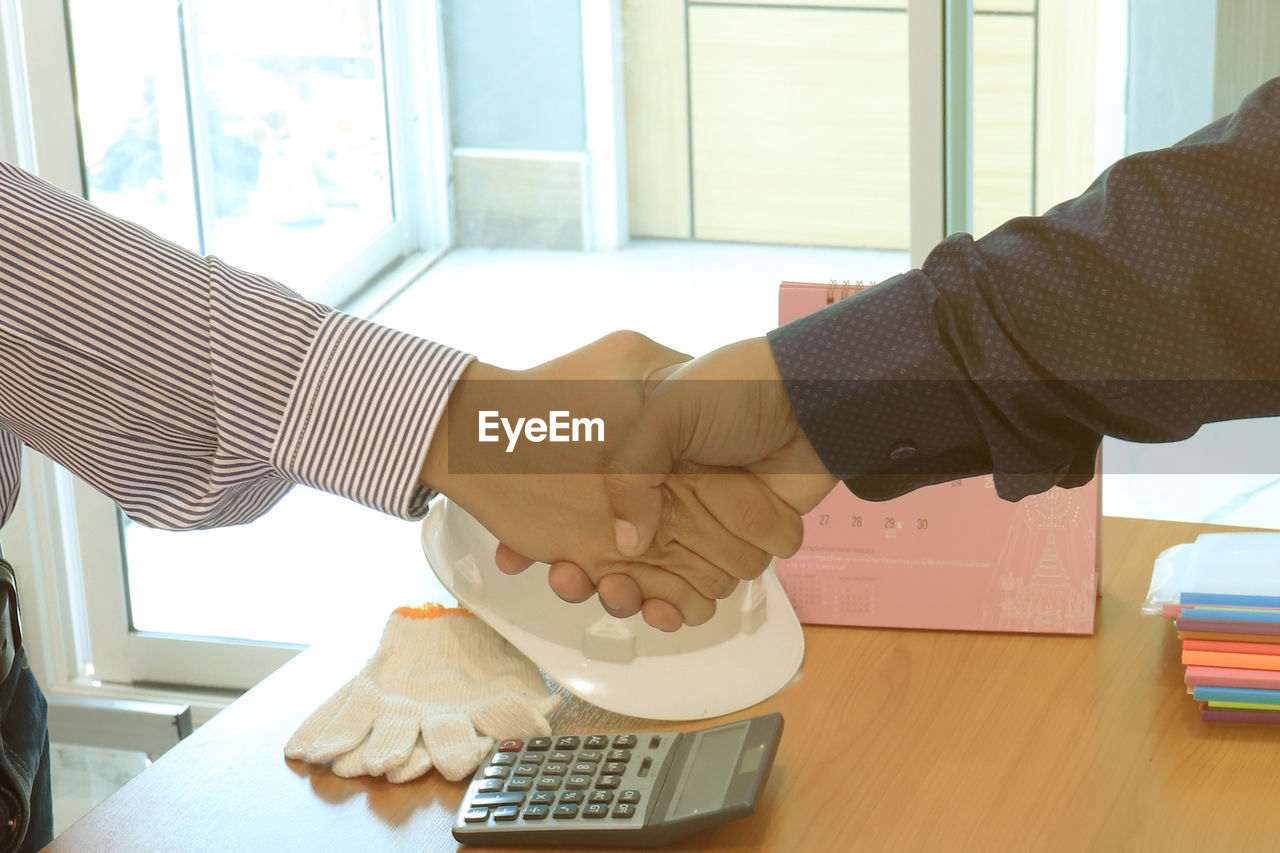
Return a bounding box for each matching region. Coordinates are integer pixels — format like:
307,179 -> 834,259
418,331 -> 839,632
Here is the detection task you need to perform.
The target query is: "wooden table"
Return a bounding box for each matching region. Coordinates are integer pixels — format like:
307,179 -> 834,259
48,518 -> 1280,852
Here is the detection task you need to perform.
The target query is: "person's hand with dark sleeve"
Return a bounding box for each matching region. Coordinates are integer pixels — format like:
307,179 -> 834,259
568,75 -> 1280,618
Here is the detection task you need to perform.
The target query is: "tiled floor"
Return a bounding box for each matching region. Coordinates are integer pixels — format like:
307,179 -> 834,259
49,743 -> 151,837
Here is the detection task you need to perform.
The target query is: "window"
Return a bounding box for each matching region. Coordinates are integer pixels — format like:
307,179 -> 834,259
5,0 -> 1278,702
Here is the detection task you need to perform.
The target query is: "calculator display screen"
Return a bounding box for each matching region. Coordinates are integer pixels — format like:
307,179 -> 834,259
669,724 -> 748,819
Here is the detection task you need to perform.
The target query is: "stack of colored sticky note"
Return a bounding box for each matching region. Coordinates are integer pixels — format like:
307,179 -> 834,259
1164,593 -> 1280,723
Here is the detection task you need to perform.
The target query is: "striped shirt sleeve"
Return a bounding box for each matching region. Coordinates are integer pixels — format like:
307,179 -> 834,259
0,427 -> 17,531
0,161 -> 471,530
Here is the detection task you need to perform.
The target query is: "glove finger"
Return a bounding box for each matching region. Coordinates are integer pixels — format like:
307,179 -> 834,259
532,693 -> 563,719
385,738 -> 434,784
303,682 -> 379,762
362,711 -> 421,776
422,713 -> 491,782
331,744 -> 374,779
469,692 -> 560,740
285,680 -> 354,760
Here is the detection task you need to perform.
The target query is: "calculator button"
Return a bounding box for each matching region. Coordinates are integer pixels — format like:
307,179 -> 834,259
649,735 -> 662,749
553,805 -> 579,820
463,808 -> 489,823
583,803 -> 609,819
535,776 -> 563,791
519,753 -> 545,765
607,749 -> 631,762
619,790 -> 641,805
526,737 -> 552,751
498,739 -> 523,752
523,804 -> 549,820
490,753 -> 516,766
493,806 -> 519,822
572,763 -> 595,775
544,763 -> 568,776
530,792 -> 556,806
612,734 -> 637,749
578,750 -> 602,763
603,762 -> 626,776
596,775 -> 621,790
506,777 -> 533,792
566,775 -> 592,790
613,803 -> 637,819
470,793 -> 527,808
483,766 -> 510,779
556,736 -> 581,750
513,764 -> 539,777
549,751 -> 574,764
478,779 -> 504,793
558,791 -> 585,805
584,735 -> 609,749
588,791 -> 614,805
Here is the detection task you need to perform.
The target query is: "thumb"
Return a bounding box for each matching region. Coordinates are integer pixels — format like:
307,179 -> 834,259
605,385 -> 685,557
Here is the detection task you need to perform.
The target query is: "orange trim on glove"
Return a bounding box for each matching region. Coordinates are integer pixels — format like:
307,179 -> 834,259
394,603 -> 474,620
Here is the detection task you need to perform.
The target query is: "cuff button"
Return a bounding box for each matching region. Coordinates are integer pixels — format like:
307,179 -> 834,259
888,442 -> 917,462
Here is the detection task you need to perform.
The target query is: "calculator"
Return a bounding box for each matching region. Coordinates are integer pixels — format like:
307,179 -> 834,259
452,713 -> 783,847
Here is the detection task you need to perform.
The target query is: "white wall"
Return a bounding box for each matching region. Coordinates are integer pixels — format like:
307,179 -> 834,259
1124,0 -> 1216,154
442,0 -> 587,151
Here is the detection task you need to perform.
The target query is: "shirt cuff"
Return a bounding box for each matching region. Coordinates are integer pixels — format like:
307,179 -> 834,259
767,272 -> 996,500
273,312 -> 473,519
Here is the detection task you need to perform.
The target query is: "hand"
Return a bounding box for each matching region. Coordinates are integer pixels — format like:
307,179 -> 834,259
419,332 -> 802,630
536,337 -> 839,623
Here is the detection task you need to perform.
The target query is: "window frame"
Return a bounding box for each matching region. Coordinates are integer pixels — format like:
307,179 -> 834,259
1,0 -> 452,693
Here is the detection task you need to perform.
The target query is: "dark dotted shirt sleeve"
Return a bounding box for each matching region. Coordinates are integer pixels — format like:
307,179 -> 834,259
769,76 -> 1280,502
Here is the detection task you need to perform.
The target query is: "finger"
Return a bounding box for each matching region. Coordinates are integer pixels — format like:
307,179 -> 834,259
596,574 -> 642,617
385,738 -> 434,784
684,468 -> 804,561
363,713 -> 421,776
605,388 -> 686,557
642,598 -> 696,632
663,476 -> 773,584
469,692 -> 555,740
650,536 -> 742,600
605,561 -> 716,626
285,680 -> 354,759
332,745 -> 371,778
301,678 -> 384,762
495,543 -> 536,575
421,712 -> 491,782
547,561 -> 597,603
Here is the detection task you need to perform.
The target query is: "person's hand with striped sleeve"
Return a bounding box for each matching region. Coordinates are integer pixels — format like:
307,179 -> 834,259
418,331 -> 805,631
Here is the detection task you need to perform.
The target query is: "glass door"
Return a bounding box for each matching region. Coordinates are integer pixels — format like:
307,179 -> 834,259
21,0 -> 451,689
68,0 -> 409,302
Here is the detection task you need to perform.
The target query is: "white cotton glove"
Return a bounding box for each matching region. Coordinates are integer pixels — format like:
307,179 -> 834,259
285,604 -> 561,782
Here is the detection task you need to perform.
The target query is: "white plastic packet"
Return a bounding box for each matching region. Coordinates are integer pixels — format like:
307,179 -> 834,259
1143,532 -> 1280,615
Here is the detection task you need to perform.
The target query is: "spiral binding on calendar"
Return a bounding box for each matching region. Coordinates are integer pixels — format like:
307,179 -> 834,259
826,279 -> 874,305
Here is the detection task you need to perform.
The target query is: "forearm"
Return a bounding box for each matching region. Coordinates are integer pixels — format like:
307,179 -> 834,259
770,76 -> 1280,501
0,161 -> 470,529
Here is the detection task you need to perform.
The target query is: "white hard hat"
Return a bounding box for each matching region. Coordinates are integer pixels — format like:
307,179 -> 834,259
420,498 -> 804,721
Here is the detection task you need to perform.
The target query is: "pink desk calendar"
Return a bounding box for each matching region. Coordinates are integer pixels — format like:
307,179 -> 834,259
774,281 -> 1102,634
